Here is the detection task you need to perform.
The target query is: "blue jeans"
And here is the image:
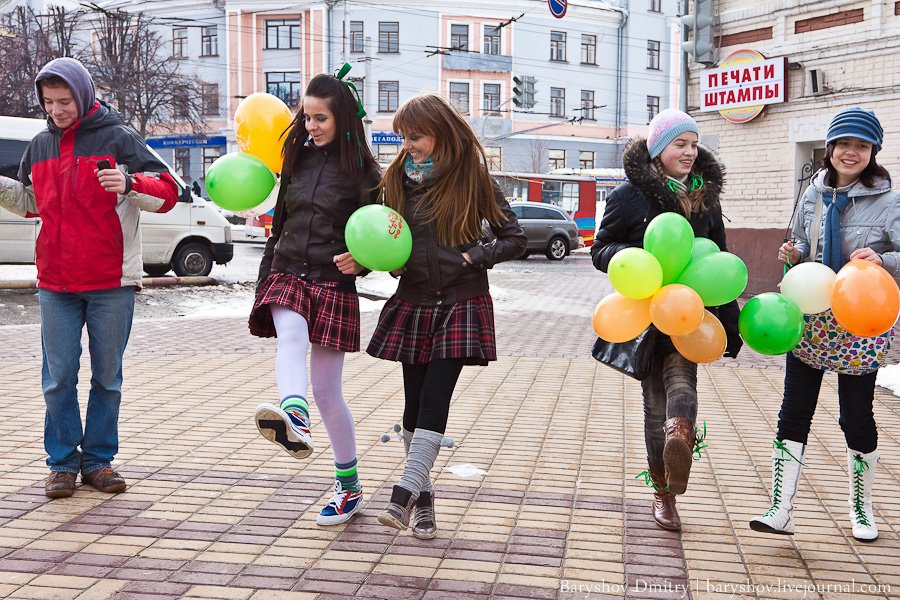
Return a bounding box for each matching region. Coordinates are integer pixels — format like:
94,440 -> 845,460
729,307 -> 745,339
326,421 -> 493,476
38,287 -> 135,474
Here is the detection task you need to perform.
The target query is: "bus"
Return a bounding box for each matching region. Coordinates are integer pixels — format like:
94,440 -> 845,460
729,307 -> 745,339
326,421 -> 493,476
491,168 -> 626,244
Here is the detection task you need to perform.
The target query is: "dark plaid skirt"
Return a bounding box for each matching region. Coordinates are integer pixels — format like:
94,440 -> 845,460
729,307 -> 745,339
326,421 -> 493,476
249,272 -> 360,352
367,294 -> 497,365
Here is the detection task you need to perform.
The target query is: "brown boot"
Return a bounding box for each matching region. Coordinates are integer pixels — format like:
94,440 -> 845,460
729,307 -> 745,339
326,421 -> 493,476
82,467 -> 127,493
664,417 -> 695,495
45,471 -> 77,498
649,463 -> 681,530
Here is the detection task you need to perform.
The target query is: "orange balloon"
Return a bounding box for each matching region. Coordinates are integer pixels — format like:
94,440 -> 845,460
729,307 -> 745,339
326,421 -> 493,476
671,310 -> 727,364
592,293 -> 652,342
831,259 -> 900,337
234,93 -> 294,173
649,284 -> 704,336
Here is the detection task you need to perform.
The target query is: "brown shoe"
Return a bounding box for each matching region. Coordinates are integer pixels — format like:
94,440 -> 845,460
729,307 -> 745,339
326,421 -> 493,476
82,467 -> 127,493
45,471 -> 77,498
664,417 -> 695,495
649,463 -> 681,530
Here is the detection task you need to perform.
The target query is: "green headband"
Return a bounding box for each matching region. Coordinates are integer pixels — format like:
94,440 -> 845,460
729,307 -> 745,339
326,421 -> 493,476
334,63 -> 366,119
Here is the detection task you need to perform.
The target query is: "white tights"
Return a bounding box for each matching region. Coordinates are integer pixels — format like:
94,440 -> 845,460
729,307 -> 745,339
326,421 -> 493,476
271,305 -> 357,464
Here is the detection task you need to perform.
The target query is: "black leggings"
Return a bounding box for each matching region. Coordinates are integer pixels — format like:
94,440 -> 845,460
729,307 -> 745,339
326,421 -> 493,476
778,352 -> 878,453
402,359 -> 466,434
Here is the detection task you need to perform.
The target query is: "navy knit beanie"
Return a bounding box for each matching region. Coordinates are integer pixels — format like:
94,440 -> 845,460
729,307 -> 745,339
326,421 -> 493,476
825,107 -> 883,154
35,57 -> 96,120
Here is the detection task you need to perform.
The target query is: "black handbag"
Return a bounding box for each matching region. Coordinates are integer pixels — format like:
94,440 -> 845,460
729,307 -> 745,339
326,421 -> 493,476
591,326 -> 658,380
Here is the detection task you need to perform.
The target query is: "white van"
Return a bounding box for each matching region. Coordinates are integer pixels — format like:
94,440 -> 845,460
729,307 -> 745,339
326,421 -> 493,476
0,116 -> 233,277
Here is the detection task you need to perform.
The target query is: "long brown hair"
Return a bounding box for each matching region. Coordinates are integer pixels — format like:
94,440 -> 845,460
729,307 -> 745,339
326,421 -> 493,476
381,94 -> 505,246
823,142 -> 891,188
653,156 -> 706,218
281,74 -> 378,178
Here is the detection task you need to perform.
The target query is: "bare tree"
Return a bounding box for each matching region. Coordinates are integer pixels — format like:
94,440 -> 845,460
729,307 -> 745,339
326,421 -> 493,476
527,138 -> 550,173
0,6 -> 86,117
88,10 -> 207,137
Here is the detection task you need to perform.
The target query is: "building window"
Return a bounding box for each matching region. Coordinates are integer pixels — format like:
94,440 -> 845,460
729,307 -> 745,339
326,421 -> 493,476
581,34 -> 597,65
647,95 -> 660,123
201,83 -> 219,115
202,147 -> 221,178
485,146 -> 502,170
649,0 -> 662,12
172,28 -> 187,58
484,25 -> 500,55
550,31 -> 566,62
550,87 -> 565,117
350,21 -> 364,53
201,26 -> 218,57
267,72 -> 302,107
647,40 -> 661,70
449,82 -> 469,114
548,149 -> 566,170
483,83 -> 500,114
173,91 -> 189,118
379,22 -> 399,53
579,151 -> 595,169
377,143 -> 399,164
450,24 -> 468,51
174,148 -> 190,178
379,81 -> 399,111
350,78 -> 364,106
580,90 -> 595,120
266,20 -> 300,49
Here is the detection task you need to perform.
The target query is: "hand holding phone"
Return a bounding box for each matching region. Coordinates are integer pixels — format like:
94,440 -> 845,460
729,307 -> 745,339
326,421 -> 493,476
95,159 -> 127,193
96,159 -> 111,172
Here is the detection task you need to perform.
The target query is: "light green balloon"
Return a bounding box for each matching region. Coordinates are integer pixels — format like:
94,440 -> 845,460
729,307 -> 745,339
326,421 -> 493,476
608,247 -> 663,299
678,251 -> 748,306
345,205 -> 412,271
643,212 -> 694,284
206,152 -> 276,212
738,293 -> 804,355
691,237 -> 720,262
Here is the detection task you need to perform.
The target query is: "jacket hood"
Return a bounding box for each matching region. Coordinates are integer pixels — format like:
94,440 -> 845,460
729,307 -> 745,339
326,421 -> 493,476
35,57 -> 96,119
622,138 -> 724,213
809,168 -> 892,198
45,100 -> 125,135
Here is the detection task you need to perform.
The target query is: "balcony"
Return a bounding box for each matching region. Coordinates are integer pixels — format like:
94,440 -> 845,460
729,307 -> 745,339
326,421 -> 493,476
444,50 -> 512,72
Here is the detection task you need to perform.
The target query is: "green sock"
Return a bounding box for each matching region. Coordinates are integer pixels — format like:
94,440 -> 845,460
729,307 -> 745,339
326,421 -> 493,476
336,458 -> 360,492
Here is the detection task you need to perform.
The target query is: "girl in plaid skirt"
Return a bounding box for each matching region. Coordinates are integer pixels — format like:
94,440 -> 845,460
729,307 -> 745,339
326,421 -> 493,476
368,94 -> 526,538
249,69 -> 380,526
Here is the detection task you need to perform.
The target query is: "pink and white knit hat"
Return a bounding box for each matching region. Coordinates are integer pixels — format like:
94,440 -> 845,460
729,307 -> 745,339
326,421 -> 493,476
647,108 -> 699,159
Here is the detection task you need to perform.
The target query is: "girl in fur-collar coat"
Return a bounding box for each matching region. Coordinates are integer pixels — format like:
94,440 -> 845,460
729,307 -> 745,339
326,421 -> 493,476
591,109 -> 740,531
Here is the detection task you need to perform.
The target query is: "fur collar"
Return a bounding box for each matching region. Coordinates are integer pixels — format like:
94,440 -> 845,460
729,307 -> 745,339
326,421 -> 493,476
622,138 -> 725,214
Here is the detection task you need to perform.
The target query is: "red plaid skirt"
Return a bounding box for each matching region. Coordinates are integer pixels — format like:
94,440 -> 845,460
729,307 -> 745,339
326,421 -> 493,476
249,272 -> 360,352
367,294 -> 497,365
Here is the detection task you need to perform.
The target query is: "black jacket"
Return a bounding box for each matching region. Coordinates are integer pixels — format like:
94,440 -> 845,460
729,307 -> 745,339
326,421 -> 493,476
395,175 -> 527,305
591,139 -> 741,358
257,143 -> 380,291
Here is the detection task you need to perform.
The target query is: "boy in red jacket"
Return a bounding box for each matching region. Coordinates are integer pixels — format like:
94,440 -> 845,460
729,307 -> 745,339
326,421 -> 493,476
0,57 -> 179,498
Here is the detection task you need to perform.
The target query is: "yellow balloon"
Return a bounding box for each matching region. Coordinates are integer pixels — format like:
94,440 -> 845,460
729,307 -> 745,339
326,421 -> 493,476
592,293 -> 652,343
671,310 -> 727,364
234,93 -> 294,173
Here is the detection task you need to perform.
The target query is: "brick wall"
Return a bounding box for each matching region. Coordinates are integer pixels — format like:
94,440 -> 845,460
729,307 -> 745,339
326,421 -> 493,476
794,8 -> 864,34
716,27 -> 772,48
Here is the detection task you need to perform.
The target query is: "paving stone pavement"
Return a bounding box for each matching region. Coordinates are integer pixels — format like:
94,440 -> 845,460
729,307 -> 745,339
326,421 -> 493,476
0,258 -> 898,599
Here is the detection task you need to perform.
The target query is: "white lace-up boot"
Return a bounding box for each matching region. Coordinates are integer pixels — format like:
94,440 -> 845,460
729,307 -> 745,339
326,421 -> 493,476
750,439 -> 805,535
847,448 -> 879,542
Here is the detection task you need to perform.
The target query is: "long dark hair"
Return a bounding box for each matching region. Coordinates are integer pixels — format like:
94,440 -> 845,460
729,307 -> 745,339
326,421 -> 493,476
281,74 -> 378,178
823,142 -> 891,188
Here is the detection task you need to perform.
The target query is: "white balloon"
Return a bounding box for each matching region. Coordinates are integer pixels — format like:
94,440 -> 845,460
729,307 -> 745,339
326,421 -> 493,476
235,179 -> 279,218
778,262 -> 836,314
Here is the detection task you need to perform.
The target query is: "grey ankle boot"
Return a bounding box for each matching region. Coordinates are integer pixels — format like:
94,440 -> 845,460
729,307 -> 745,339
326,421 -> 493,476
411,491 -> 437,539
378,485 -> 417,531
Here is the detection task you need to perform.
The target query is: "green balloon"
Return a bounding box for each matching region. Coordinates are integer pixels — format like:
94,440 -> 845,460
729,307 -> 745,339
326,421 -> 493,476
608,247 -> 663,299
206,152 -> 276,212
738,293 -> 804,355
677,251 -> 748,306
643,212 -> 694,284
691,237 -> 720,262
345,205 -> 412,271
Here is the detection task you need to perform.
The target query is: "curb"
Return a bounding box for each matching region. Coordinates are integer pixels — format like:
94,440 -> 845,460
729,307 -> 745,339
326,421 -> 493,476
0,276 -> 220,290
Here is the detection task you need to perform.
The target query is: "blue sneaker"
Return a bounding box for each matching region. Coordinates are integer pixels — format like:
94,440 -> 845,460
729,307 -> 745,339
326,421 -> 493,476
317,480 -> 363,526
254,403 -> 314,459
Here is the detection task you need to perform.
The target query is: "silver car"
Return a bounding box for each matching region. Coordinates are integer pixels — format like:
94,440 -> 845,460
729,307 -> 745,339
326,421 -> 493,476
509,201 -> 583,261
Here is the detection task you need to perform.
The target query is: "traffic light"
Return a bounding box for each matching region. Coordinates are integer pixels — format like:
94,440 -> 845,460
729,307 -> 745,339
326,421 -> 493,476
512,75 -> 537,109
682,0 -> 715,65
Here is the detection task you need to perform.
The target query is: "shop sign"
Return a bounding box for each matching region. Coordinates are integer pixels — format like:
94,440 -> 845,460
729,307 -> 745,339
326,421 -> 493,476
700,49 -> 787,124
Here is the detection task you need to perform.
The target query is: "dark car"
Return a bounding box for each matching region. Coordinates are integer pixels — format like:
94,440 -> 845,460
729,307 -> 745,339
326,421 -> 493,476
509,201 -> 583,261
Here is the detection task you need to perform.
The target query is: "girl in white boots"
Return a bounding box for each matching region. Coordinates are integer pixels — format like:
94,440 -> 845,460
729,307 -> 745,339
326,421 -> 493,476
751,107 -> 899,542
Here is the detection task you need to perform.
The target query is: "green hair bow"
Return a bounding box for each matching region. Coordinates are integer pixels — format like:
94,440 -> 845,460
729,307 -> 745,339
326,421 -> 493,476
334,63 -> 366,119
